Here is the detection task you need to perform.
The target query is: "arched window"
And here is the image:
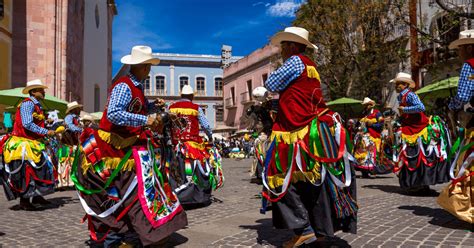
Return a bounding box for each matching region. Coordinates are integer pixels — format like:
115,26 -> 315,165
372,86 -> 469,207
196,77 -> 205,96
214,77 -> 223,96
155,75 -> 165,95
179,76 -> 189,90
144,76 -> 150,95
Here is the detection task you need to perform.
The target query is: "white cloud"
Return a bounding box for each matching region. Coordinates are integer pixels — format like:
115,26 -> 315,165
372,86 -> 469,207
266,0 -> 304,17
112,2 -> 172,62
253,1 -> 271,7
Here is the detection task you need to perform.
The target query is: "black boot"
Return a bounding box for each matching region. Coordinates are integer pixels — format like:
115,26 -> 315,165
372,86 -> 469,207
19,197 -> 37,210
32,196 -> 51,205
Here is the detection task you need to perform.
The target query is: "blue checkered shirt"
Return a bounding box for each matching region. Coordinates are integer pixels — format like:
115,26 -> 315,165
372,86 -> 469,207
107,73 -> 155,127
265,55 -> 305,92
65,113 -> 83,133
397,88 -> 425,113
177,99 -> 213,140
20,97 -> 48,135
449,63 -> 474,110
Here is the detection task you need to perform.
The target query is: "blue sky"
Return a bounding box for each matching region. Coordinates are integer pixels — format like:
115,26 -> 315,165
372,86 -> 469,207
112,0 -> 304,74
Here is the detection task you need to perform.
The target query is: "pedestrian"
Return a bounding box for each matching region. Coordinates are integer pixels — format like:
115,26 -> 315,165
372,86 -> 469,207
263,27 -> 357,247
169,84 -> 215,206
437,29 -> 473,224
392,72 -> 451,194
72,45 -> 187,247
1,79 -> 57,210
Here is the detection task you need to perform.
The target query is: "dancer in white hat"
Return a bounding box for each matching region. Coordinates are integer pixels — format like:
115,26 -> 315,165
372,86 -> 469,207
437,30 -> 474,224
263,27 -> 357,247
168,84 -> 217,206
391,72 -> 450,194
72,46 -> 187,247
1,79 -> 57,210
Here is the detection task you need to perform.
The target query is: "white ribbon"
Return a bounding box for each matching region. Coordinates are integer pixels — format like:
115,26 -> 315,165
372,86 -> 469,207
77,177 -> 138,218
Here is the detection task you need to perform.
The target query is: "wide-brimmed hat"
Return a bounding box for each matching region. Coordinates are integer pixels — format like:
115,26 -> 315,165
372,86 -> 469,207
361,97 -> 375,106
120,45 -> 160,65
391,72 -> 416,88
66,101 -> 83,114
82,114 -> 94,121
181,85 -> 194,95
270,27 -> 318,50
22,79 -> 48,94
449,29 -> 474,49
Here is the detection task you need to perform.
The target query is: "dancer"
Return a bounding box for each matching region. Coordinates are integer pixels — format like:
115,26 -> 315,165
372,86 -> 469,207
263,27 -> 357,247
72,46 -> 187,246
1,79 -> 57,210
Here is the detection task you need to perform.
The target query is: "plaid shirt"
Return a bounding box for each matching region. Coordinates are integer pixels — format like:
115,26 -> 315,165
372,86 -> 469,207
177,98 -> 213,140
397,88 -> 425,113
20,97 -> 48,135
65,113 -> 83,133
265,55 -> 305,92
107,73 -> 155,127
449,62 -> 474,110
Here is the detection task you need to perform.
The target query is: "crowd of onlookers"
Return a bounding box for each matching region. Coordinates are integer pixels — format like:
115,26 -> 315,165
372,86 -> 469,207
214,136 -> 255,158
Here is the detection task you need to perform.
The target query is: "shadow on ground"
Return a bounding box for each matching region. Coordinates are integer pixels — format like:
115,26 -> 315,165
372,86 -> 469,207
239,218 -> 351,247
9,196 -> 77,211
362,184 -> 439,197
398,205 -> 474,231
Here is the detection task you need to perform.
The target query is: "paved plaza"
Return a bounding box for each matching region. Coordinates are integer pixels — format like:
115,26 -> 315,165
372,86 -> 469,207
0,158 -> 472,247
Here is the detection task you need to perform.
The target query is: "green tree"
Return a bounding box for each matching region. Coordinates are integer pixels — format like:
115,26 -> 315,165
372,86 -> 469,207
293,0 -> 408,102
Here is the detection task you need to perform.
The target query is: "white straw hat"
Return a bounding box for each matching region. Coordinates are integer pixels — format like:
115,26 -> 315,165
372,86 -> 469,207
120,45 -> 160,65
22,79 -> 48,94
391,72 -> 415,88
82,114 -> 94,121
449,29 -> 474,49
181,85 -> 194,95
270,27 -> 318,50
362,97 -> 375,106
66,101 -> 83,114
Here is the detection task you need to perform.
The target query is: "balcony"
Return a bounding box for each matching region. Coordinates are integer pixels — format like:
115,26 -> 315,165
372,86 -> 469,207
196,90 -> 206,96
240,91 -> 255,105
215,90 -> 223,97
155,89 -> 165,96
225,97 -> 237,109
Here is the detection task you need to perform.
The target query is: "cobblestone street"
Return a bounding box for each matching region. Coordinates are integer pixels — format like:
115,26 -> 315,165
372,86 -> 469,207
0,158 -> 472,247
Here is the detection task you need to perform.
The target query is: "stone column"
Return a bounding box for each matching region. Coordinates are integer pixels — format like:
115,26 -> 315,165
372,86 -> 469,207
169,64 -> 175,95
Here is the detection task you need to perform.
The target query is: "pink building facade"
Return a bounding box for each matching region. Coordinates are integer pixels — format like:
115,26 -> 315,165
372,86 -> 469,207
223,44 -> 279,130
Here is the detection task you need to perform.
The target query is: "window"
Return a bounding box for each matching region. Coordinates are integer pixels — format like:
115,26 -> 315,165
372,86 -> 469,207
231,87 -> 235,105
144,76 -> 150,94
179,76 -> 188,90
200,105 -> 207,115
196,77 -> 205,96
262,73 -> 268,84
215,105 -> 224,122
214,77 -> 223,96
155,75 -> 165,95
246,80 -> 252,100
94,85 -> 100,112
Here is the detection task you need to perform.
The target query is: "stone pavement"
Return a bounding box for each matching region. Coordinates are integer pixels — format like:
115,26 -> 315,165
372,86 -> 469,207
0,158 -> 472,247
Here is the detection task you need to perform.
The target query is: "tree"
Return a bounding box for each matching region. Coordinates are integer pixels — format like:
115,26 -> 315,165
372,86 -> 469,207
293,0 -> 408,102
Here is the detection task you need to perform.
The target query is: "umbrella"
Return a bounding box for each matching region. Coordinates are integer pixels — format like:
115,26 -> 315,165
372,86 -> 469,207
416,77 -> 459,101
326,97 -> 364,119
0,87 -> 68,114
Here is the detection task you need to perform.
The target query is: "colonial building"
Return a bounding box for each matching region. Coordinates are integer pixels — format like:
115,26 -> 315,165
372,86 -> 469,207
9,0 -> 116,111
113,48 -> 242,131
83,0 -> 117,112
0,0 -> 12,91
223,44 -> 279,130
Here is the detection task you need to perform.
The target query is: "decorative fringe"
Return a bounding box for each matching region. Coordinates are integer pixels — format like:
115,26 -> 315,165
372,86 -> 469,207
306,66 -> 321,81
97,130 -> 138,150
3,136 -> 44,163
169,108 -> 198,116
270,126 -> 309,145
402,127 -> 429,145
81,155 -> 136,173
32,112 -> 45,121
266,169 -> 320,189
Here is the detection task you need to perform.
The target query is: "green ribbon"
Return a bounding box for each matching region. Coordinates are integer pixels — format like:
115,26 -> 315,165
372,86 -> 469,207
274,139 -> 283,173
70,148 -> 133,195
